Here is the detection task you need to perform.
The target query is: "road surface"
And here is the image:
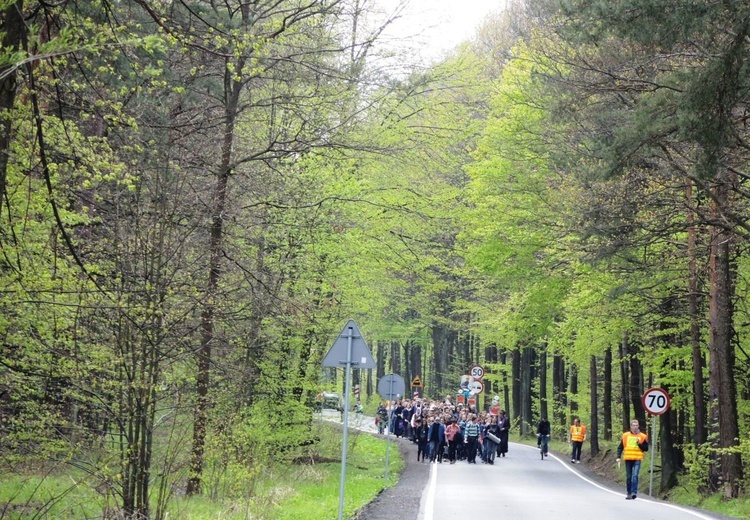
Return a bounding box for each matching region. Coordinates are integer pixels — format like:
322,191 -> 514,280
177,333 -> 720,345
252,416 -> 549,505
320,412 -> 733,520
418,442 -> 725,520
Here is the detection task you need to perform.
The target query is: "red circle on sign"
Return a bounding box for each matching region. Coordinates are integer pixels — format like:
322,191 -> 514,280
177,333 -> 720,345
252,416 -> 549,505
642,387 -> 671,415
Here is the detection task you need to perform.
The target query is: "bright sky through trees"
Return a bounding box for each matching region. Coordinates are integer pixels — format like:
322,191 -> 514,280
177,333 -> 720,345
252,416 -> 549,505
376,0 -> 506,63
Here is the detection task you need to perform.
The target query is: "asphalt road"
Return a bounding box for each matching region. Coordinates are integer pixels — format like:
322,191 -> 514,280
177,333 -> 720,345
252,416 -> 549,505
418,443 -> 726,520
321,412 -> 737,520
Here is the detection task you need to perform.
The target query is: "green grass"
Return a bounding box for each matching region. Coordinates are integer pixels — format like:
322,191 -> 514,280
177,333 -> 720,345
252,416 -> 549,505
268,428 -> 402,520
0,422 -> 402,520
0,473 -> 106,519
664,486 -> 750,519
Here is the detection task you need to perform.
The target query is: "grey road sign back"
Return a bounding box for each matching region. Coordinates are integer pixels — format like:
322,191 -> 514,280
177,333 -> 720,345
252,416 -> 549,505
377,374 -> 405,400
322,319 -> 376,368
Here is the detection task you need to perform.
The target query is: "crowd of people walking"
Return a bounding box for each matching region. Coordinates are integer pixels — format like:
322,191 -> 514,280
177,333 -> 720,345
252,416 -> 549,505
376,396 -> 510,464
374,397 -> 650,499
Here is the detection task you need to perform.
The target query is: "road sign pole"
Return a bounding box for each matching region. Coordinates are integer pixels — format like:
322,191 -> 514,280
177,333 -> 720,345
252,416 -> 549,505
642,387 -> 670,498
649,413 -> 657,496
322,320 -> 375,520
337,327 -> 353,520
376,373 -> 405,482
384,377 -> 393,480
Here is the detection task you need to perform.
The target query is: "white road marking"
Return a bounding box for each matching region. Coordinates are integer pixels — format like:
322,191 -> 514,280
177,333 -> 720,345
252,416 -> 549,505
422,462 -> 438,520
517,443 -> 718,520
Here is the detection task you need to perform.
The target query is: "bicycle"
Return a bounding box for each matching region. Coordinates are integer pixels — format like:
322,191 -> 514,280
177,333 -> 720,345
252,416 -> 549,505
538,434 -> 550,460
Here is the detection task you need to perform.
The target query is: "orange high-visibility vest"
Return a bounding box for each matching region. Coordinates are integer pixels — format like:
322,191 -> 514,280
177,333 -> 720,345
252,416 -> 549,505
570,424 -> 587,442
621,431 -> 648,460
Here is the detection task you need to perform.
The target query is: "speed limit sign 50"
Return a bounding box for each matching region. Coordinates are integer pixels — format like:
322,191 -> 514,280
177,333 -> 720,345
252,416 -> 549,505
642,387 -> 671,415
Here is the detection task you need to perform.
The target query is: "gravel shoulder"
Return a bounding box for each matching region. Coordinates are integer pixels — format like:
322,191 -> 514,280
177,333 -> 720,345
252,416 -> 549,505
319,411 -> 428,520
354,435 -> 428,520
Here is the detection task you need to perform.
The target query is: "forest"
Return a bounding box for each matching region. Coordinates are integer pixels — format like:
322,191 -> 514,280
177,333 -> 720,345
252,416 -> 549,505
1,0 -> 749,518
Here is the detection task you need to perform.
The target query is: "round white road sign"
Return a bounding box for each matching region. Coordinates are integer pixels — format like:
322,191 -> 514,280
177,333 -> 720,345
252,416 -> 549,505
469,380 -> 484,395
642,387 -> 671,415
470,365 -> 484,380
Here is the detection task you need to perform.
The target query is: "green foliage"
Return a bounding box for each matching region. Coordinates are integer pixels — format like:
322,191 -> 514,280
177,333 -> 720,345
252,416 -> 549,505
3,0 -> 750,514
460,42 -> 570,348
0,421 -> 400,520
676,438 -> 750,516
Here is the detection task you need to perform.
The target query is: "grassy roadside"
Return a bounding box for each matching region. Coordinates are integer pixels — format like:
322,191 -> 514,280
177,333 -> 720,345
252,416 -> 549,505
516,435 -> 748,519
0,421 -> 402,519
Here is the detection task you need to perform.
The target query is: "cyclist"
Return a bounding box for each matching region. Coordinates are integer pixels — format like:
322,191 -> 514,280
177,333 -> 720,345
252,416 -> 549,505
537,417 -> 551,458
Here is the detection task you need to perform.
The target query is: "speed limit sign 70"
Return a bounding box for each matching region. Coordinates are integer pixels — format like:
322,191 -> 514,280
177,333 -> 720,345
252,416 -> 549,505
642,388 -> 671,415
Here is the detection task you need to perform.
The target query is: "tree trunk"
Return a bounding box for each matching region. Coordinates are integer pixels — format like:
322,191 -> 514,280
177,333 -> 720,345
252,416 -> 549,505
686,183 -> 707,447
660,392 -> 680,493
553,354 -> 566,430
589,355 -> 599,457
619,335 -> 630,430
366,368 -> 373,400
706,183 -> 742,497
403,340 -> 412,391
500,351 -> 510,414
186,56 -> 244,496
376,340 -> 386,381
0,0 -> 25,206
539,345 -> 548,421
569,363 -> 578,416
485,344 -> 498,404
431,321 -> 450,393
390,341 -> 401,374
603,347 -> 612,441
511,349 -> 521,428
628,341 -> 646,426
520,345 -> 533,435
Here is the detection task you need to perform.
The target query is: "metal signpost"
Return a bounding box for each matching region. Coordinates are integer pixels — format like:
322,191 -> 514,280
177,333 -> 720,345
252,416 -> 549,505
642,387 -> 671,497
462,366 -> 484,408
322,320 -> 375,520
377,373 -> 405,480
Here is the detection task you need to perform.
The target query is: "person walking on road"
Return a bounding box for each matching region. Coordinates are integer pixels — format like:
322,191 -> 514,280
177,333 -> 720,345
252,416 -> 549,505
537,417 -> 551,458
428,416 -> 445,463
376,402 -> 388,435
569,417 -> 587,463
444,418 -> 461,464
464,415 -> 481,464
483,415 -> 500,464
496,410 -> 510,457
415,418 -> 429,462
616,419 -> 649,500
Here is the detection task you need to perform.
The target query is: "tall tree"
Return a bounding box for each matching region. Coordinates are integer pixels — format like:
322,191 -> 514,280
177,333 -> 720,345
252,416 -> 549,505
531,0 -> 749,496
589,355 -> 599,457
0,0 -> 25,204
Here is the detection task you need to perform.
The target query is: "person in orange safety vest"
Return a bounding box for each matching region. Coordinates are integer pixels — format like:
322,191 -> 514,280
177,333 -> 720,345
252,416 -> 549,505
569,417 -> 587,463
616,419 -> 649,500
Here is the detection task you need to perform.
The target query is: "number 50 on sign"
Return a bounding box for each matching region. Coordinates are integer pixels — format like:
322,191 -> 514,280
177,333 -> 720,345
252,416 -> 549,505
642,387 -> 671,415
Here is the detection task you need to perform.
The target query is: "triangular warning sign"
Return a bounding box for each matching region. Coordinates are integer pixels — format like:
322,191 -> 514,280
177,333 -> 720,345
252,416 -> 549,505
411,376 -> 423,387
322,320 -> 376,369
